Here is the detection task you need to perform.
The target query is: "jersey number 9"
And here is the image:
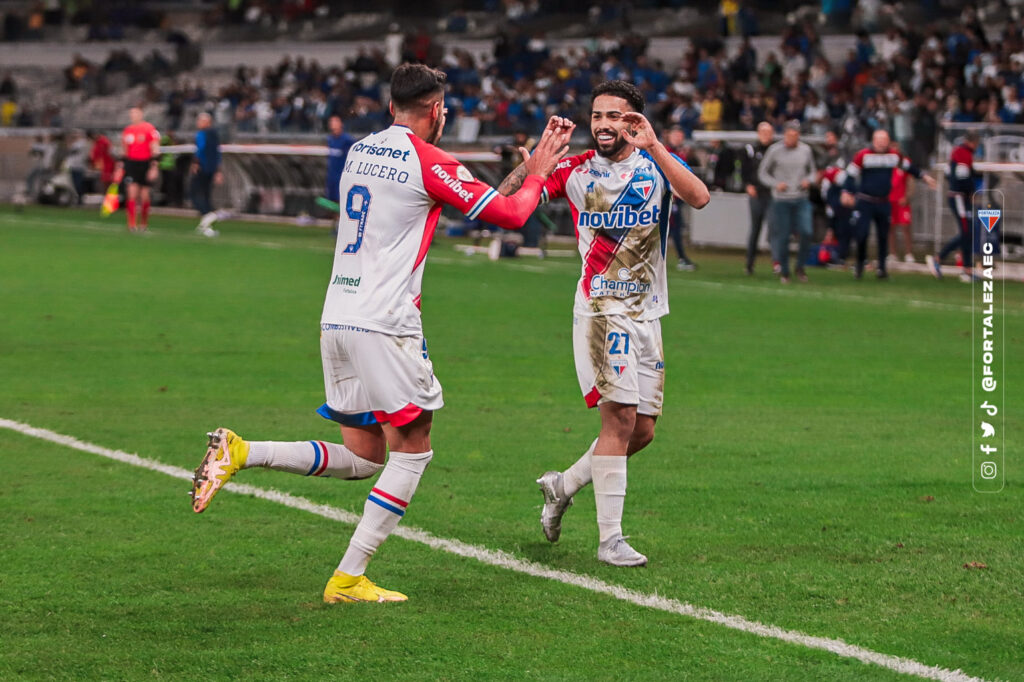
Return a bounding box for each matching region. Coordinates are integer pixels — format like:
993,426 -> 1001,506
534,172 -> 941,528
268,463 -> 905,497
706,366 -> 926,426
342,185 -> 372,254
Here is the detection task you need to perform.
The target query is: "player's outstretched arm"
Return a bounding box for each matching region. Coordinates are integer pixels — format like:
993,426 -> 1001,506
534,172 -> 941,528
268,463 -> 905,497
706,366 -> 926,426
497,116 -> 575,196
622,112 -> 710,209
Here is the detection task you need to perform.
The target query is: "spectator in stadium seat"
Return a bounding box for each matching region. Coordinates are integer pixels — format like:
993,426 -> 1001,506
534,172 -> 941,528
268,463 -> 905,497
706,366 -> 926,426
742,121 -> 775,275
190,112 -> 222,237
759,121 -> 816,283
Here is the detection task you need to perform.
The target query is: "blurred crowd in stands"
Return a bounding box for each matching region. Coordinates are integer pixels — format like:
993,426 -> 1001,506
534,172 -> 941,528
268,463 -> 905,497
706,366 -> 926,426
1,2 -> 1023,175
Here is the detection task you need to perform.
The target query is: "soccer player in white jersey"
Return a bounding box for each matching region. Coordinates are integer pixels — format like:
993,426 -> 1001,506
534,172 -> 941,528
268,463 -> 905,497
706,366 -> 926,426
190,64 -> 574,602
501,80 -> 709,566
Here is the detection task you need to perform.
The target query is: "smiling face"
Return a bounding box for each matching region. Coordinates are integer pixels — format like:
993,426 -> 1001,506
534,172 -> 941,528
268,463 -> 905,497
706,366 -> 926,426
591,94 -> 634,160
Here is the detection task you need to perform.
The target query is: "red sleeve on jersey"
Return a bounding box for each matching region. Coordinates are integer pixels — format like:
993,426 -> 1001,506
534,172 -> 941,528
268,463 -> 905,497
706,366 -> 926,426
411,134 -> 545,229
951,146 -> 973,170
541,151 -> 593,204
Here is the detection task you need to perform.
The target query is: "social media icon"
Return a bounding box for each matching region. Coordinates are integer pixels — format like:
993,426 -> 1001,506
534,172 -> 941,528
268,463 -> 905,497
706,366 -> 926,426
980,461 -> 998,480
981,421 -> 995,438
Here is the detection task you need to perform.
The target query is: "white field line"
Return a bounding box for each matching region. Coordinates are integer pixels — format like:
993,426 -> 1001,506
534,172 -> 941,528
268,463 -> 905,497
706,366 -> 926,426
0,417 -> 988,682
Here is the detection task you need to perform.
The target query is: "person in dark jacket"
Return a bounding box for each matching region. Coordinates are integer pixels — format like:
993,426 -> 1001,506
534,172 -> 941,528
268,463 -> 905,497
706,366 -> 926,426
191,112 -> 222,237
928,130 -> 980,282
841,129 -> 936,279
741,121 -> 774,274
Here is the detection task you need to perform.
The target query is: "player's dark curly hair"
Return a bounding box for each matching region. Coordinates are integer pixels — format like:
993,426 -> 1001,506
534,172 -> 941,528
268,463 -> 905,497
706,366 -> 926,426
391,63 -> 447,110
592,80 -> 645,114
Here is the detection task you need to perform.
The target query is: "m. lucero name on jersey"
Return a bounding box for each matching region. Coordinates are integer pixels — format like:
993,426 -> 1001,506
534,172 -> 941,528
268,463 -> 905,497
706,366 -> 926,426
590,267 -> 653,298
345,158 -> 411,184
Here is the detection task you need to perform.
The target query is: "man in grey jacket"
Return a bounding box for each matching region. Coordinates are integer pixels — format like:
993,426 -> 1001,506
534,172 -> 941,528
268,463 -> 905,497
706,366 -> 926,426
758,121 -> 817,283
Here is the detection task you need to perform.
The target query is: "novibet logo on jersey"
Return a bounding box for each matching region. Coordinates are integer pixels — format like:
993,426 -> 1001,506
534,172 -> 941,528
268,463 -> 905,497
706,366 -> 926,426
577,204 -> 661,229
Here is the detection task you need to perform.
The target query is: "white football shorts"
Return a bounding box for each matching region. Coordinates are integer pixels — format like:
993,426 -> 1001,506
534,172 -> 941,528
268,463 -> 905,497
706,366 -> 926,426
572,314 -> 664,416
318,324 -> 443,427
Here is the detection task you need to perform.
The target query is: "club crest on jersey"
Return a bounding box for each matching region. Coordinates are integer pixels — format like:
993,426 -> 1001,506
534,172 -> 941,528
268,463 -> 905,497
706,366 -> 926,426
624,169 -> 656,205
631,178 -> 653,200
977,209 -> 1000,233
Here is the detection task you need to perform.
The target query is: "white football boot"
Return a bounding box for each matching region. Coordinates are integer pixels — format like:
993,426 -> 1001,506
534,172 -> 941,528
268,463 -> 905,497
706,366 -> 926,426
536,471 -> 573,543
597,535 -> 648,567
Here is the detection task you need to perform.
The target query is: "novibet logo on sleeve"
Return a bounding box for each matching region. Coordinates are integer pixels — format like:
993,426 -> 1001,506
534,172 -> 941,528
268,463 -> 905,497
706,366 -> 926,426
972,193 -> 1005,493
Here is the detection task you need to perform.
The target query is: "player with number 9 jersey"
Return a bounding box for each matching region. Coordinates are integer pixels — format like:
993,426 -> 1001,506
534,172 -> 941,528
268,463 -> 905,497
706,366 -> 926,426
319,89 -> 572,428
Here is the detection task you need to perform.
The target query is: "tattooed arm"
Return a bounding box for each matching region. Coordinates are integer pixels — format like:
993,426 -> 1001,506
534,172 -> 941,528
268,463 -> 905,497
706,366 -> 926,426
497,163 -> 529,196
496,116 -> 574,196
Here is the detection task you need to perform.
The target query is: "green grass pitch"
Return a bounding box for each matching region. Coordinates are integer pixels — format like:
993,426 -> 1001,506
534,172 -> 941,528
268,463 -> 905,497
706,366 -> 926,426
1,205 -> 1021,681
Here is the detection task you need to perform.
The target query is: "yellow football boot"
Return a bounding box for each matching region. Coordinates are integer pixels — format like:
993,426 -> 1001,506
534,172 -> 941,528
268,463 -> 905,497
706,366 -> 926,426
323,571 -> 408,603
191,428 -> 249,513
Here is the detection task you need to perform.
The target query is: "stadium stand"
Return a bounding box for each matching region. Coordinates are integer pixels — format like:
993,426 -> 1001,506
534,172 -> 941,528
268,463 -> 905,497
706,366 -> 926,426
1,1 -> 1023,255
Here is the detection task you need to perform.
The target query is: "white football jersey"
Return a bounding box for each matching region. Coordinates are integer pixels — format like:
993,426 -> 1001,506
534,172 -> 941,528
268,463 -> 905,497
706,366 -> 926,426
542,148 -> 689,320
321,124 -> 544,335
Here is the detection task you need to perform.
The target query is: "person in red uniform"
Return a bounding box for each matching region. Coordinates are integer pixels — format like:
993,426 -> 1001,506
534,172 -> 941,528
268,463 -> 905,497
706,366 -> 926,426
888,140 -> 915,263
87,130 -> 116,186
117,107 -> 161,231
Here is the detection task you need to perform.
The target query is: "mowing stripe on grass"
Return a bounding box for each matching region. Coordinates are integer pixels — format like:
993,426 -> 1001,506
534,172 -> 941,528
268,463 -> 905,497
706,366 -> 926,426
0,417 -> 986,682
6,212 -> 1021,317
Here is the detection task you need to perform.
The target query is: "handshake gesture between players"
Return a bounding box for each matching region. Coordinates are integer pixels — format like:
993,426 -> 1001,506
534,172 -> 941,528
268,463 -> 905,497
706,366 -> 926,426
521,116 -> 577,178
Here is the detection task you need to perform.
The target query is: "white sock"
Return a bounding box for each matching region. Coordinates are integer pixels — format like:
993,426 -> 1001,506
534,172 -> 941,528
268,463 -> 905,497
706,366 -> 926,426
246,440 -> 382,480
199,211 -> 218,229
591,454 -> 627,543
562,439 -> 597,497
337,450 -> 433,576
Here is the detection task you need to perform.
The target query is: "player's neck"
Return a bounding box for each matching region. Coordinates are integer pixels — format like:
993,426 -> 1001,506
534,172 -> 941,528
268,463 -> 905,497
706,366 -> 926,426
392,114 -> 432,142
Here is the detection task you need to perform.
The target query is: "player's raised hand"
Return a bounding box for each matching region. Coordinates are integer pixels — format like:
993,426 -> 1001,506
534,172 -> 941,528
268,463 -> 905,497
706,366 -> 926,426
517,117 -> 575,164
621,112 -> 657,151
524,118 -> 574,178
